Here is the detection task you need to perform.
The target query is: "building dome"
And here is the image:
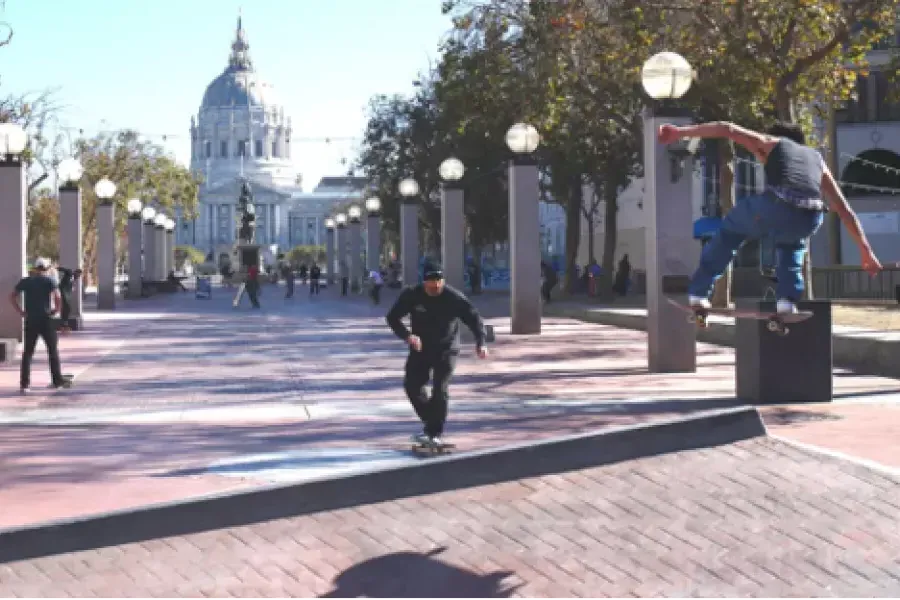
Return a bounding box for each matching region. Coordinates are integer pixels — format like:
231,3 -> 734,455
199,15 -> 280,110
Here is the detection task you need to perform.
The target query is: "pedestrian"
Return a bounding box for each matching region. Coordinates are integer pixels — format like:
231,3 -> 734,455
56,266 -> 83,332
309,263 -> 321,295
385,262 -> 489,447
369,268 -> 384,305
282,260 -> 295,298
540,261 -> 558,303
245,264 -> 261,309
11,257 -> 70,394
658,120 -> 881,313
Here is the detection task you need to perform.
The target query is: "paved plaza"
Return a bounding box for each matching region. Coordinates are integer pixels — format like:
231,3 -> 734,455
0,283 -> 899,596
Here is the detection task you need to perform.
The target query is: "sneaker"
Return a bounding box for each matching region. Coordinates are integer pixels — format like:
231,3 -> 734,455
430,436 -> 445,447
776,299 -> 798,315
19,386 -> 28,396
688,295 -> 711,309
411,432 -> 431,446
48,379 -> 72,390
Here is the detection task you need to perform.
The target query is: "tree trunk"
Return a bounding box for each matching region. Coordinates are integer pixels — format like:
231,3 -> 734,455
711,141 -> 736,308
564,176 -> 583,294
585,213 -> 595,265
597,181 -> 618,300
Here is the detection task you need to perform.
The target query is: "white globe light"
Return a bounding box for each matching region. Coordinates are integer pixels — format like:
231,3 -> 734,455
335,213 -> 347,226
399,178 -> 420,197
505,123 -> 541,154
141,206 -> 156,222
439,158 -> 465,182
348,205 -> 362,221
365,197 -> 381,213
126,198 -> 142,216
641,51 -> 693,100
58,158 -> 84,185
164,218 -> 175,231
325,217 -> 336,229
153,213 -> 167,227
94,178 -> 116,200
0,122 -> 28,155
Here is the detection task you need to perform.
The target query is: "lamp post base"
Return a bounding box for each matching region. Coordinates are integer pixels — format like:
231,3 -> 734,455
0,338 -> 16,363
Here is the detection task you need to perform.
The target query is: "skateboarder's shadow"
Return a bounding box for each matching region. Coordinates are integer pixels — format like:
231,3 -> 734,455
320,546 -> 520,598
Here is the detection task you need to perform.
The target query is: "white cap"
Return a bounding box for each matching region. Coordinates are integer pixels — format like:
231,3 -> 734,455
34,257 -> 51,270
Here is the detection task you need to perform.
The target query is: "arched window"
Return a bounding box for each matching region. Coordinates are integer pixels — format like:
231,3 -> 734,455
841,149 -> 900,196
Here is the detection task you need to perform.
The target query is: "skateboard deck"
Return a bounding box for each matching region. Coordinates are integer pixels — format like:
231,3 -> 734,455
410,441 -> 456,456
666,297 -> 812,336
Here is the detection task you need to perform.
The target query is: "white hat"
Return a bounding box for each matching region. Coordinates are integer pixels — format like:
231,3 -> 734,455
34,257 -> 51,270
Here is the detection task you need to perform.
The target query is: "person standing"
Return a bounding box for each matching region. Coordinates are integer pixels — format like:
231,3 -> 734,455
56,266 -> 83,332
385,262 -> 489,446
369,268 -> 384,305
282,260 -> 295,299
11,258 -> 70,394
309,263 -> 321,295
245,264 -> 261,309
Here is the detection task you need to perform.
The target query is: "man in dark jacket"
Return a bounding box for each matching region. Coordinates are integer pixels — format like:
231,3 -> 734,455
57,266 -> 82,331
385,262 -> 488,446
309,263 -> 321,295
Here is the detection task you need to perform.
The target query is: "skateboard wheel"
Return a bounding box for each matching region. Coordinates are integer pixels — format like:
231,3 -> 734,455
779,327 -> 790,337
766,320 -> 780,332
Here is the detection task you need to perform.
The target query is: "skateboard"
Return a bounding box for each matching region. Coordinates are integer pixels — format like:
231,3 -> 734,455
666,297 -> 813,336
410,440 -> 456,456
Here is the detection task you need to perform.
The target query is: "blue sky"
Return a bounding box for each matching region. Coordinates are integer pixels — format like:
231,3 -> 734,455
2,0 -> 453,188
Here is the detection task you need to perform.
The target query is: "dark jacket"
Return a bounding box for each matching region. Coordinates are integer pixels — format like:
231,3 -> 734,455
386,284 -> 486,355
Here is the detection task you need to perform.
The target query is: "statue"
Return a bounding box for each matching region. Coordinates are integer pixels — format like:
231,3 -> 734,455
236,178 -> 256,244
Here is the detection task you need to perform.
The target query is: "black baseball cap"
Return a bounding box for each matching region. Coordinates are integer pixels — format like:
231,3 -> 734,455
423,262 -> 444,281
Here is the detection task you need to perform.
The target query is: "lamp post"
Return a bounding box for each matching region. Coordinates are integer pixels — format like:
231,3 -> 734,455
141,206 -> 157,287
365,197 -> 382,273
164,217 -> 176,279
348,205 -> 362,292
126,198 -> 143,299
58,158 -> 85,329
0,123 -> 28,351
94,177 -> 117,310
640,51 -> 697,373
398,178 -> 420,286
439,158 -> 465,291
325,217 -> 336,285
335,212 -> 348,296
506,123 -> 542,335
153,213 -> 167,283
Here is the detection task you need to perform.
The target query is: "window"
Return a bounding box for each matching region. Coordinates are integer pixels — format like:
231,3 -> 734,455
272,141 -> 279,158
205,141 -> 212,158
237,140 -> 246,157
220,141 -> 228,158
255,140 -> 263,157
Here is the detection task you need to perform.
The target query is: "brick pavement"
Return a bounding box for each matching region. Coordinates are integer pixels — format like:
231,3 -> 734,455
0,284 -> 898,530
1,436 -> 899,597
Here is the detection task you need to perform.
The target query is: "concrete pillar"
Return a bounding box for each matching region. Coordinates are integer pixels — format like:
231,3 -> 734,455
326,227 -> 335,284
336,224 -> 348,281
441,185 -> 465,291
166,230 -> 175,276
509,159 -> 542,335
127,216 -> 142,299
366,215 -> 381,272
643,106 -> 697,373
349,219 -> 362,292
143,220 -> 156,282
58,185 -> 84,327
400,201 -> 419,287
96,202 -> 116,310
0,160 -> 25,348
154,225 -> 166,281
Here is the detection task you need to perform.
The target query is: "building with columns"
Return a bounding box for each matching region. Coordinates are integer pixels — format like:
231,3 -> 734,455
176,15 -> 363,265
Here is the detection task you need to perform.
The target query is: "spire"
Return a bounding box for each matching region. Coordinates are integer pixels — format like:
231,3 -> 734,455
228,9 -> 252,71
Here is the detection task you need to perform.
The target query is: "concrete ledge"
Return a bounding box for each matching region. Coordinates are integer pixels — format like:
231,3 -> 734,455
0,406 -> 765,564
545,304 -> 900,379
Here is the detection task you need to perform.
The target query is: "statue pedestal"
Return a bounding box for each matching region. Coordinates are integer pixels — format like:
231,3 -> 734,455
236,244 -> 261,272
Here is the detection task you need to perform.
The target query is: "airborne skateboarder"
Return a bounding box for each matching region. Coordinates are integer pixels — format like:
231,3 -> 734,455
657,120 -> 882,314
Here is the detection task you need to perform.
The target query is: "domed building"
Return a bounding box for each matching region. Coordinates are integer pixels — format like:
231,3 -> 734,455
176,15 -> 364,265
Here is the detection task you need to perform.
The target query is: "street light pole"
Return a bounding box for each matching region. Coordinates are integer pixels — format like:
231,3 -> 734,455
365,197 -> 382,273
58,158 -> 85,329
94,178 -> 117,310
142,206 -> 157,286
126,199 -> 143,299
335,212 -> 348,296
398,178 -> 420,287
506,123 -> 542,335
439,158 -> 465,292
325,218 -> 336,285
0,123 -> 28,352
641,51 -> 697,373
348,205 -> 362,292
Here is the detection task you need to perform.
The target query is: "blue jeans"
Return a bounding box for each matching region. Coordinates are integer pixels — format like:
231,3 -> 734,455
688,192 -> 824,302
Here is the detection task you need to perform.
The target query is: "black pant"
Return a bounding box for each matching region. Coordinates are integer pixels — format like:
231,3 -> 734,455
21,317 -> 64,388
246,281 -> 261,308
341,277 -> 349,296
60,292 -> 72,323
285,277 -> 295,298
309,279 -> 320,295
404,351 -> 457,437
371,284 -> 382,305
541,281 -> 554,303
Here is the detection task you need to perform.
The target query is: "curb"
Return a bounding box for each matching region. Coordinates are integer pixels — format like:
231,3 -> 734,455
0,406 -> 765,564
544,305 -> 900,378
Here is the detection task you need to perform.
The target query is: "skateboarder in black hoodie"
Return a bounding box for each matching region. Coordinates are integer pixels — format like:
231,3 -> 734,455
386,262 -> 489,446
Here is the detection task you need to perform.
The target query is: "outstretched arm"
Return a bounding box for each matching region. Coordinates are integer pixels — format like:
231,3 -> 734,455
659,121 -> 776,162
821,166 -> 882,275
457,295 -> 486,348
385,289 -> 414,341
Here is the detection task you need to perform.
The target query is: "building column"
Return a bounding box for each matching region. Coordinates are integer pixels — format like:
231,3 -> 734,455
509,157 -> 542,335
349,219 -> 362,292
97,202 -> 116,310
400,201 -> 419,286
127,216 -> 143,299
0,158 -> 25,348
58,184 -> 84,328
441,184 -> 465,292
